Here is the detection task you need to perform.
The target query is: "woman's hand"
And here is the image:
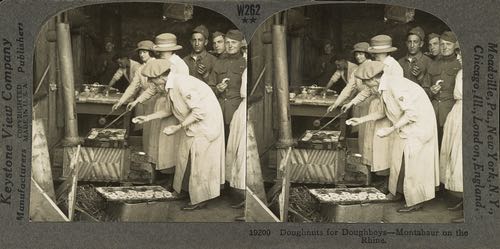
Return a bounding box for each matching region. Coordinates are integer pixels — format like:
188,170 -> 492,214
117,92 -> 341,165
376,127 -> 395,137
132,115 -> 150,124
346,117 -> 364,126
327,104 -> 338,113
163,125 -> 182,135
112,101 -> 123,111
341,102 -> 354,113
127,100 -> 139,111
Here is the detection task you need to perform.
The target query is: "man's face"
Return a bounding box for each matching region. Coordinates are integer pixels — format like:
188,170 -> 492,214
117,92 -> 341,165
428,37 -> 440,56
354,52 -> 367,64
406,34 -> 423,55
440,39 -> 457,56
138,50 -> 151,63
117,58 -> 128,68
105,42 -> 114,52
213,35 -> 225,54
190,33 -> 207,54
324,43 -> 333,55
225,38 -> 242,55
373,53 -> 388,62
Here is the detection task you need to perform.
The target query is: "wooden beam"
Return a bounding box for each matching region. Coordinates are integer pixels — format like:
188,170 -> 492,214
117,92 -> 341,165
67,145 -> 81,220
245,187 -> 279,222
29,178 -> 69,222
279,147 -> 292,222
31,119 -> 56,200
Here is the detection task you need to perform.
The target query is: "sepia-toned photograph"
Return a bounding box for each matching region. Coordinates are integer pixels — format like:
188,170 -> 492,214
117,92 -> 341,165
245,3 -> 464,223
30,2 -> 247,222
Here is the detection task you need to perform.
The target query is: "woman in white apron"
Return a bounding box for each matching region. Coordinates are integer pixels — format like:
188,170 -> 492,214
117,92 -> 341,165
134,59 -> 225,210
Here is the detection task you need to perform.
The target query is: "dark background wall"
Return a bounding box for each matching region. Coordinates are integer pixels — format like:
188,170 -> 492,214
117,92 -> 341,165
66,3 -> 237,86
299,4 -> 450,83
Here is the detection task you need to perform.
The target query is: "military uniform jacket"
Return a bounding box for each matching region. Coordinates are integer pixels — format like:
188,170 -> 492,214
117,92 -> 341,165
398,52 -> 433,87
208,52 -> 246,124
183,50 -> 217,83
423,54 -> 461,126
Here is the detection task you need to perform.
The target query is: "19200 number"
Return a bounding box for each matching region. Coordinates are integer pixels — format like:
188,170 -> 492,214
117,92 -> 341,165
249,229 -> 271,236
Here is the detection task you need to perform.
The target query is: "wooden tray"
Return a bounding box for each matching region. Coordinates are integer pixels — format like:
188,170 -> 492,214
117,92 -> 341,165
96,186 -> 175,202
297,130 -> 343,150
309,187 -> 389,205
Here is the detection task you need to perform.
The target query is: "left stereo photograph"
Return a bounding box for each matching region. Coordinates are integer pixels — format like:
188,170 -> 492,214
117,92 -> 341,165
30,2 -> 247,222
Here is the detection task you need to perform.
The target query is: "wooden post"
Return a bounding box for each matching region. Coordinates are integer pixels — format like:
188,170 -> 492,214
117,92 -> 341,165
31,119 -> 56,200
47,17 -> 58,147
246,122 -> 267,203
278,147 -> 292,222
272,13 -> 294,148
56,14 -> 80,145
263,20 -> 276,148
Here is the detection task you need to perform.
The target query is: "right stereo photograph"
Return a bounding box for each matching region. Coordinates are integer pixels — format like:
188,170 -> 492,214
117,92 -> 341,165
245,3 -> 463,224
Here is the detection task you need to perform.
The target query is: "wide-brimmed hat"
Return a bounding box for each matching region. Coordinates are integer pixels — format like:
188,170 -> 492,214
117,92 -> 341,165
152,33 -> 183,52
352,42 -> 370,53
141,59 -> 171,78
135,40 -> 155,51
354,60 -> 385,80
367,35 -> 398,54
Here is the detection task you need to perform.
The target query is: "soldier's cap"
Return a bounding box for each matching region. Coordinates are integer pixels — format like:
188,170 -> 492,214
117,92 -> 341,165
354,61 -> 385,80
440,31 -> 458,43
213,31 -> 225,39
225,29 -> 244,42
142,59 -> 171,78
408,26 -> 425,41
428,33 -> 440,42
135,40 -> 155,51
193,25 -> 209,39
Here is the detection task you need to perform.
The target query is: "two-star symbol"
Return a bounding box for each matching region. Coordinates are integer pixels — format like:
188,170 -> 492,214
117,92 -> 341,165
242,17 -> 257,23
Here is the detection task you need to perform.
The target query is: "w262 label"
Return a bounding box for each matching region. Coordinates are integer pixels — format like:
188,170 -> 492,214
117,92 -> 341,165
236,4 -> 261,23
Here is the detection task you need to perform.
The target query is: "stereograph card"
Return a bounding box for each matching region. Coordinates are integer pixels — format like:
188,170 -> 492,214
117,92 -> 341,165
0,0 -> 498,248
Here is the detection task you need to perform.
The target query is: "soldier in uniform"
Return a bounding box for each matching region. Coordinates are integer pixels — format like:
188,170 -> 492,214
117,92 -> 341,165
208,29 -> 246,141
398,27 -> 433,88
183,25 -> 217,83
425,33 -> 441,60
210,31 -> 226,57
423,31 -> 461,145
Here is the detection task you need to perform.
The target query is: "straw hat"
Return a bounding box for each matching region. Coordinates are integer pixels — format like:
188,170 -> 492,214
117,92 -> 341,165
367,35 -> 398,54
352,42 -> 370,53
135,40 -> 155,51
152,33 -> 183,52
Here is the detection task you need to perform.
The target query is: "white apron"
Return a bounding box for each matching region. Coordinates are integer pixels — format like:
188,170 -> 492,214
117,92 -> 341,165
362,96 -> 392,172
382,76 -> 440,207
225,100 -> 246,190
440,70 -> 463,192
168,73 -> 225,204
